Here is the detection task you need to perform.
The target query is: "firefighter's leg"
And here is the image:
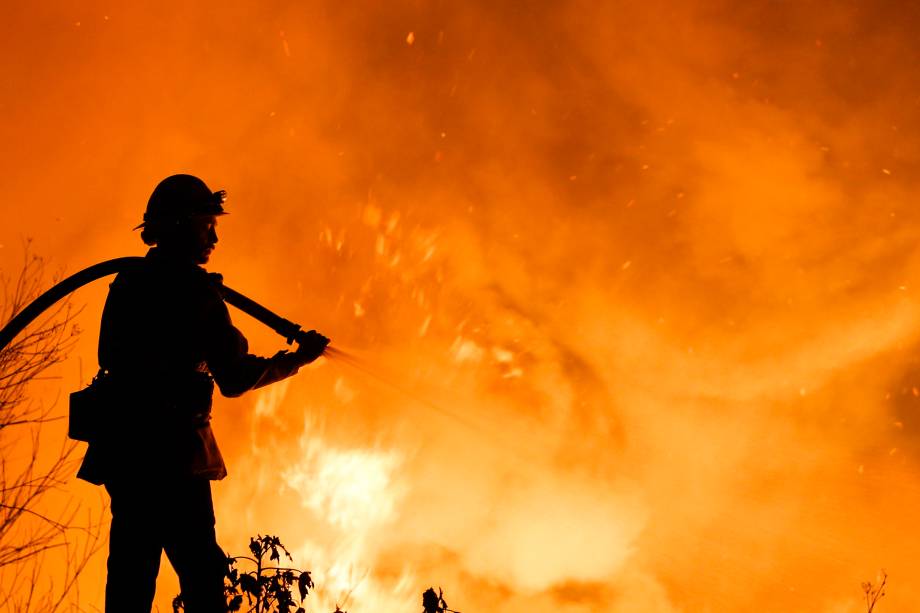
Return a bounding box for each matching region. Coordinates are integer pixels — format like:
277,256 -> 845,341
163,478 -> 227,613
105,481 -> 163,612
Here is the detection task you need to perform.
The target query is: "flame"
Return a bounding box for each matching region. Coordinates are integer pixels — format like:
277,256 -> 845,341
265,388 -> 412,611
281,421 -> 403,532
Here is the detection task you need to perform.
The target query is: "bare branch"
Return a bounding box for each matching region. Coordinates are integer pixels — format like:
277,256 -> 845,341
0,246 -> 103,611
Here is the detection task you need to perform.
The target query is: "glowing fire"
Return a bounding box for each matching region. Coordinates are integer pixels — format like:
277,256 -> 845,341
282,439 -> 402,532
279,408 -> 410,610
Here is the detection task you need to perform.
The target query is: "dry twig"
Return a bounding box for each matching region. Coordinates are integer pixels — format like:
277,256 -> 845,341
0,246 -> 104,611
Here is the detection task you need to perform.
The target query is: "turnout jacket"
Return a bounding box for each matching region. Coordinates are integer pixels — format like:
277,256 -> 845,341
77,248 -> 303,485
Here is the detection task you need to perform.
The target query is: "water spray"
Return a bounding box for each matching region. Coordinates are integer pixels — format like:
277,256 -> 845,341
0,257 -> 545,462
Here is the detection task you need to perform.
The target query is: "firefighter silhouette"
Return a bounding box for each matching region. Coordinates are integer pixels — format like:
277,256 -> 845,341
77,174 -> 329,612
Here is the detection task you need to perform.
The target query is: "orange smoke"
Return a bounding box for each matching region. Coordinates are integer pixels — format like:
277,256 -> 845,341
2,1 -> 920,611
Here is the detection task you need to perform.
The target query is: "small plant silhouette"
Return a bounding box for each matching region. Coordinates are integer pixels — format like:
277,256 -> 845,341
862,570 -> 887,613
422,587 -> 459,613
173,535 -> 312,613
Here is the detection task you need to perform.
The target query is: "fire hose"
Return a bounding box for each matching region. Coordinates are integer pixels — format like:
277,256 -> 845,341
0,256 -> 319,352
0,256 -> 454,418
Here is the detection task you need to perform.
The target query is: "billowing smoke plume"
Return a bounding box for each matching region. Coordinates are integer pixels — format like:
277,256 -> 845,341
2,1 -> 920,611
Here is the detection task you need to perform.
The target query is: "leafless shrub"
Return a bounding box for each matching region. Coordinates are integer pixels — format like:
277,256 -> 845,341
0,246 -> 104,611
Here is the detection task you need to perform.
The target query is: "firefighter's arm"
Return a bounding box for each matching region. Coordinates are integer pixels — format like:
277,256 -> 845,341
202,288 -> 328,397
247,330 -> 329,389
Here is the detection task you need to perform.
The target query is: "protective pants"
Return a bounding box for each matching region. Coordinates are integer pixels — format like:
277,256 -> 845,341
104,477 -> 226,613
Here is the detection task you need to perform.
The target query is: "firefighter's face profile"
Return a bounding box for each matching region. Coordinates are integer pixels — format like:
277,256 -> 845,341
162,214 -> 219,264
188,215 -> 219,264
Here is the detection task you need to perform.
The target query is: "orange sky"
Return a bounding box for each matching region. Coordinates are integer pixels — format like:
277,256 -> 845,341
2,1 -> 920,611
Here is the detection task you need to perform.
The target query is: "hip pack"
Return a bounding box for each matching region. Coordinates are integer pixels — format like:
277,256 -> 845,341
69,370 -> 214,442
68,369 -> 115,443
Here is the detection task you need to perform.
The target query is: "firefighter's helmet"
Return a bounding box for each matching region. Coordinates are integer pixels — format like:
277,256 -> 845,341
134,174 -> 227,230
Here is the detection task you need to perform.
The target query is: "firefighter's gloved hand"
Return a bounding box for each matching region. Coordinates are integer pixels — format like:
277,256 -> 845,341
293,330 -> 329,365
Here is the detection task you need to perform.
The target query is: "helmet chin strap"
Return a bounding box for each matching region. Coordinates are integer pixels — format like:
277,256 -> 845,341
0,257 -> 316,353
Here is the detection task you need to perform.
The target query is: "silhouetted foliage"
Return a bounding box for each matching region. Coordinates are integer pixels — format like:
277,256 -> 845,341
862,570 -> 887,613
173,534 -> 462,613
